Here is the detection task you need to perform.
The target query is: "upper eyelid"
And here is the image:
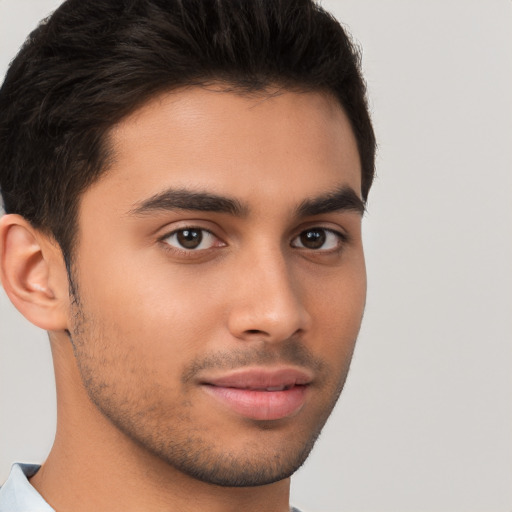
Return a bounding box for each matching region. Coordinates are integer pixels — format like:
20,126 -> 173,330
293,226 -> 349,241
163,227 -> 215,237
158,223 -> 220,240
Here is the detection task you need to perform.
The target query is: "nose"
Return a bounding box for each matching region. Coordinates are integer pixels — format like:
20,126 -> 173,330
226,248 -> 311,343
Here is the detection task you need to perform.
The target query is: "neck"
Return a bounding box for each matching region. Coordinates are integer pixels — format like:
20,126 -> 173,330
31,335 -> 291,512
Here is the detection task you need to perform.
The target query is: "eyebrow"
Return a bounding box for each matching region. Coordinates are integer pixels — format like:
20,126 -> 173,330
129,188 -> 248,217
296,186 -> 366,217
129,184 -> 365,218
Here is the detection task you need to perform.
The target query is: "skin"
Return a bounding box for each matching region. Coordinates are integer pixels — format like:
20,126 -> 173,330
0,86 -> 366,512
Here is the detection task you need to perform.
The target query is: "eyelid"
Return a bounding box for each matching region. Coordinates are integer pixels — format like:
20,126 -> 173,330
159,225 -> 226,254
156,219 -> 225,242
291,226 -> 349,251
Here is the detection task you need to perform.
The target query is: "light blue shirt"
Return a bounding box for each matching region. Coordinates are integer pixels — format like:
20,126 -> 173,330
1,462 -> 304,511
0,463 -> 54,511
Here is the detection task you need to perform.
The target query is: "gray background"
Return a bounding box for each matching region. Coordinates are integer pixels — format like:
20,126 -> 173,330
1,1 -> 511,511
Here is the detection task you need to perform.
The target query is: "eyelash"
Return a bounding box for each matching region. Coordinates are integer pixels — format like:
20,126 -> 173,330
159,226 -> 348,255
159,227 -> 224,255
291,227 -> 348,253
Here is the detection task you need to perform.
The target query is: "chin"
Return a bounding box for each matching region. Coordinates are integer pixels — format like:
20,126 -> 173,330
158,435 -> 319,487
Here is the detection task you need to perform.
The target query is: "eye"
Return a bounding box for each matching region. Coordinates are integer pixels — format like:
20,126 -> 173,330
291,228 -> 344,251
162,228 -> 221,251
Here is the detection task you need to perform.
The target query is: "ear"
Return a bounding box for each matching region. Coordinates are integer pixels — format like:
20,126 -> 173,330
0,214 -> 70,331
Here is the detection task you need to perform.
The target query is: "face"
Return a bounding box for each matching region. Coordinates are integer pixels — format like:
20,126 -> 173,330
68,86 -> 366,486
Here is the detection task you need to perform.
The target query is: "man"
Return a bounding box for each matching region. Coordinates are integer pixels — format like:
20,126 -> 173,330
0,0 -> 375,510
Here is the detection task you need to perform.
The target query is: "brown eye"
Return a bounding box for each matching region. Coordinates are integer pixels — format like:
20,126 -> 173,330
291,228 -> 344,251
163,228 -> 220,251
300,229 -> 326,249
176,229 -> 202,249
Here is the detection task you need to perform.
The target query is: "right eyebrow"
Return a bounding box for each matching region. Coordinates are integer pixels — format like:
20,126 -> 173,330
128,188 -> 248,217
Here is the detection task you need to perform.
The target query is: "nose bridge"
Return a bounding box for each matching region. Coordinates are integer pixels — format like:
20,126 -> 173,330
227,243 -> 310,341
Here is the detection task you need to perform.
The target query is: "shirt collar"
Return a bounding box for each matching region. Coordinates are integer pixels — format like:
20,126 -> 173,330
0,463 -> 54,512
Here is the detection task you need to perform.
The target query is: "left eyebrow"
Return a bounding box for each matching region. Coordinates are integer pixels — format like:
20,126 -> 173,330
296,186 -> 366,217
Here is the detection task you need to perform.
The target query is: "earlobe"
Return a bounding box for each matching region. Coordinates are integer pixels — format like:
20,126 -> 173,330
0,214 -> 69,331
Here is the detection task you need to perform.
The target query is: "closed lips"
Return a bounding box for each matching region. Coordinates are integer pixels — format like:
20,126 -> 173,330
199,368 -> 312,421
200,367 -> 313,389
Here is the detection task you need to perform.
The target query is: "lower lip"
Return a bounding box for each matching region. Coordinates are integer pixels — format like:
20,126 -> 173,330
202,385 -> 308,421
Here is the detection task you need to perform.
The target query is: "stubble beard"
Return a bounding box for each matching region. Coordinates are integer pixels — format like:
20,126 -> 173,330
67,289 -> 354,487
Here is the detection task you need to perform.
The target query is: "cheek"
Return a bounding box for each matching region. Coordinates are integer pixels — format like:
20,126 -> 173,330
307,259 -> 366,351
75,249 -> 225,359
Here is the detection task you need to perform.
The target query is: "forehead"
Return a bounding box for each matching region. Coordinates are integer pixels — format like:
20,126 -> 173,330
85,86 -> 362,214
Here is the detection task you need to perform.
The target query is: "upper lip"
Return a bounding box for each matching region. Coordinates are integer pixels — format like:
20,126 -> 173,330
200,367 -> 313,390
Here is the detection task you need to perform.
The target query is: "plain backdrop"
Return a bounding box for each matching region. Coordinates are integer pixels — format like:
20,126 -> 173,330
1,1 -> 511,511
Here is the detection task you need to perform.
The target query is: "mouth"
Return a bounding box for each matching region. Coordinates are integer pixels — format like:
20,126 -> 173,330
200,368 -> 312,421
